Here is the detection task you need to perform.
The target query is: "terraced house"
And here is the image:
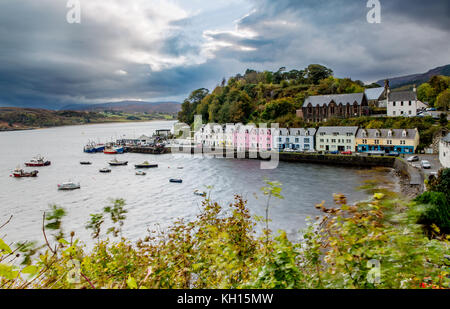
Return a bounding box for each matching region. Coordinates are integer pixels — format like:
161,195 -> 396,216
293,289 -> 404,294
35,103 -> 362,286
297,93 -> 369,123
273,128 -> 316,151
356,128 -> 420,154
315,126 -> 359,152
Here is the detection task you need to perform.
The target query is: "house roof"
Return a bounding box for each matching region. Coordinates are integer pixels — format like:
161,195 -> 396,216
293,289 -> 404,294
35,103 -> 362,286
289,128 -> 317,136
356,128 -> 418,139
304,93 -> 365,107
365,87 -> 385,100
388,90 -> 417,102
317,126 -> 359,135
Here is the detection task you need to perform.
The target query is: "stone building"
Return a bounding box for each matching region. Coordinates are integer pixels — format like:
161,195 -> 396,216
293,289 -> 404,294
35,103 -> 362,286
298,93 -> 369,123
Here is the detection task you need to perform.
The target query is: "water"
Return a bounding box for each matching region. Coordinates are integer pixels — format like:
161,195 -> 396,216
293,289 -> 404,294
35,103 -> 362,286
0,121 -> 394,245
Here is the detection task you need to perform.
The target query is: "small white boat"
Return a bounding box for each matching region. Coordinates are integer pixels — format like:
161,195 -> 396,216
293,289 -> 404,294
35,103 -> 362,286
194,190 -> 206,197
58,182 -> 81,191
136,171 -> 146,176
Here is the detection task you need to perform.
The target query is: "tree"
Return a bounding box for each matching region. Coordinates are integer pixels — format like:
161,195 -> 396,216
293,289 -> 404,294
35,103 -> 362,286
417,83 -> 436,105
306,64 -> 333,84
435,89 -> 450,111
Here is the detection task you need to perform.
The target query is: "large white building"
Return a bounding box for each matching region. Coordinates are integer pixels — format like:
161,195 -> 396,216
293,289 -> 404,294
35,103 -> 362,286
273,128 -> 316,151
387,88 -> 418,117
439,133 -> 450,168
316,126 -> 359,152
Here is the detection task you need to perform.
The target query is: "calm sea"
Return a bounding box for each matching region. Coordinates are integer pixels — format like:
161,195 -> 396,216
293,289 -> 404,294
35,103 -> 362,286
0,121 -> 395,245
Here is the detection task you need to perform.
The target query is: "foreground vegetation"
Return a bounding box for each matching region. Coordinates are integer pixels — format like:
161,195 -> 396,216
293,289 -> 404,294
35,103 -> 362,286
0,177 -> 448,289
0,107 -> 174,131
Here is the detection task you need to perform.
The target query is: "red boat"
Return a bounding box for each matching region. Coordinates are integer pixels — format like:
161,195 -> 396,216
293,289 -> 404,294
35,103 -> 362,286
12,168 -> 39,178
25,156 -> 51,167
103,148 -> 118,154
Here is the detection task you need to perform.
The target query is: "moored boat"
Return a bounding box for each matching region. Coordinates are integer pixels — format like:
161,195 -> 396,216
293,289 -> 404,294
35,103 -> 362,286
108,158 -> 128,166
80,161 -> 92,165
135,171 -> 146,176
58,182 -> 80,191
25,155 -> 51,167
99,168 -> 112,173
103,147 -> 118,154
194,190 -> 206,197
12,168 -> 39,178
134,161 -> 158,168
170,179 -> 183,183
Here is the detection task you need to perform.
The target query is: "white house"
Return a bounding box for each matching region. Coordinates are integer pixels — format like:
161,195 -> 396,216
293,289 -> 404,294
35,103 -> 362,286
316,126 -> 359,152
439,133 -> 450,168
273,128 -> 316,151
387,88 -> 418,117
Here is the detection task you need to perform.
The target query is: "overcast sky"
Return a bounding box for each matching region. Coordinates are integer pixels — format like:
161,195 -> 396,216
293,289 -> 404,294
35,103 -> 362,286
0,0 -> 449,108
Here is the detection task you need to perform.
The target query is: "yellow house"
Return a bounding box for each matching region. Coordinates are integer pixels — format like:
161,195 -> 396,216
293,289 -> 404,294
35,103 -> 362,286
356,128 -> 419,154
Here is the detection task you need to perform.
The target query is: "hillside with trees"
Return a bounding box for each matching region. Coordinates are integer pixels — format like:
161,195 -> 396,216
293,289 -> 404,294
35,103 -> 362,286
178,64 -> 368,126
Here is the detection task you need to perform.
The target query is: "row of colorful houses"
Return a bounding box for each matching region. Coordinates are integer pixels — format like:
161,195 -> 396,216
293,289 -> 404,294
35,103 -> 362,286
194,124 -> 420,154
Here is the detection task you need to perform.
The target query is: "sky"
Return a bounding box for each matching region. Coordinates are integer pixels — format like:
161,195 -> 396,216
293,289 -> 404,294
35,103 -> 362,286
0,0 -> 449,109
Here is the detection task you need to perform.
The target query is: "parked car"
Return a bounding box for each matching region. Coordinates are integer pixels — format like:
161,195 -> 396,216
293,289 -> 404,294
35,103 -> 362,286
283,148 -> 295,153
387,152 -> 400,157
421,160 -> 431,169
426,108 -> 436,111
340,151 -> 352,155
407,155 -> 419,162
329,150 -> 339,155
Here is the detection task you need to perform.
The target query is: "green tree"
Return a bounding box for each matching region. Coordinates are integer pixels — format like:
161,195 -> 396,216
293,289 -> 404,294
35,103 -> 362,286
306,64 -> 333,85
435,89 -> 450,111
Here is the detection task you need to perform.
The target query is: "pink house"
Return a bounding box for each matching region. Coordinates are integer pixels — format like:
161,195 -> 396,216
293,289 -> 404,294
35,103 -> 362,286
233,124 -> 273,151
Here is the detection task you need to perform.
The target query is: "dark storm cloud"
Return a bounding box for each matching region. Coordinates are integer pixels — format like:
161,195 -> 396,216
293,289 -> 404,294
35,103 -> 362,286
205,0 -> 450,82
0,0 -> 449,108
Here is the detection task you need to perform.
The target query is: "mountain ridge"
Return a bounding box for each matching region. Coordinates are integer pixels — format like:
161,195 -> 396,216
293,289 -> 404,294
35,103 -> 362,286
376,64 -> 450,89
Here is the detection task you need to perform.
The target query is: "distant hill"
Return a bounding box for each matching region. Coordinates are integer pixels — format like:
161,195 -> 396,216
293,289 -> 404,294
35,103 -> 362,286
376,64 -> 450,89
61,100 -> 181,114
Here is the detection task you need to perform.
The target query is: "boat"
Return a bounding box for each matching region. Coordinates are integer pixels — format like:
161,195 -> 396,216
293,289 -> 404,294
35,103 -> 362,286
134,161 -> 158,168
99,168 -> 112,173
194,190 -> 206,197
58,182 -> 80,191
135,171 -> 146,176
83,145 -> 96,153
25,155 -> 51,167
108,158 -> 128,166
170,179 -> 183,183
103,147 -> 118,154
80,161 -> 92,165
12,168 -> 39,178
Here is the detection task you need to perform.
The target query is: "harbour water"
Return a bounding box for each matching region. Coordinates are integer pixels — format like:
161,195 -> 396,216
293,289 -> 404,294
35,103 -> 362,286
0,121 -> 396,245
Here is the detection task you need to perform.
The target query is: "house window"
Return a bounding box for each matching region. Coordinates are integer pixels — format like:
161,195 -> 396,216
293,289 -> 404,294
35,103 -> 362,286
346,139 -> 351,143
295,138 -> 299,143
304,138 -> 310,143
401,102 -> 404,106
409,110 -> 412,115
374,140 -> 380,145
320,139 -> 324,142
409,101 -> 412,106
393,111 -> 396,116
393,102 -> 396,107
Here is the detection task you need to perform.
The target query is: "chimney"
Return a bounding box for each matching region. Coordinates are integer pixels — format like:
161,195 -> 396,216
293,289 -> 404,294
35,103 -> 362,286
413,84 -> 417,93
384,79 -> 390,90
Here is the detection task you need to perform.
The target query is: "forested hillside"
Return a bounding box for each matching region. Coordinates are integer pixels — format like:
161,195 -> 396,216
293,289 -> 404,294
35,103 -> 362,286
178,64 -> 375,126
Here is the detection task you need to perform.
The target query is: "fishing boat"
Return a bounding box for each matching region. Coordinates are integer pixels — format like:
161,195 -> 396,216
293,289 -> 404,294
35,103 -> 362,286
11,168 -> 39,178
103,147 -> 118,154
108,158 -> 128,166
57,182 -> 80,191
134,161 -> 158,168
170,179 -> 183,183
135,171 -> 146,176
80,161 -> 92,165
194,190 -> 206,197
99,168 -> 112,173
83,145 -> 96,153
25,155 -> 51,167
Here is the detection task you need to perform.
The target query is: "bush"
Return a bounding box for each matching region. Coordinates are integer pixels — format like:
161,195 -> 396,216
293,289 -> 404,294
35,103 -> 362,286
415,192 -> 450,234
